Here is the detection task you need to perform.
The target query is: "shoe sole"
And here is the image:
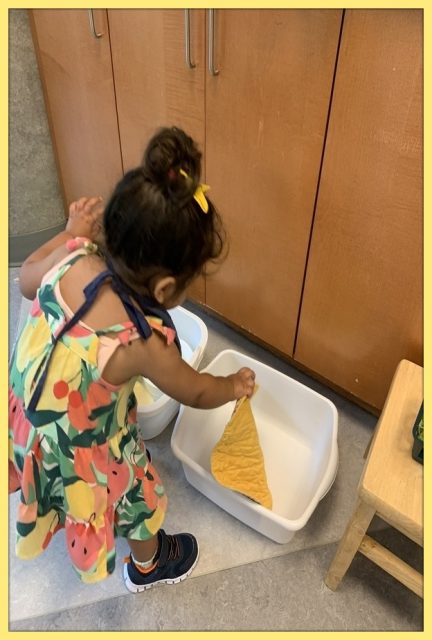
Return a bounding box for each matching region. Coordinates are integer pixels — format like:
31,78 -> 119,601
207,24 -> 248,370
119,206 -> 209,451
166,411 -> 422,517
123,545 -> 200,594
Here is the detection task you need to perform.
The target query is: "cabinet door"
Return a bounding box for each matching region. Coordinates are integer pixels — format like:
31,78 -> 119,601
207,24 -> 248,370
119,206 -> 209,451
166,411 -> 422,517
30,10 -> 123,206
294,10 -> 423,410
108,9 -> 206,170
108,9 -> 206,301
205,10 -> 343,355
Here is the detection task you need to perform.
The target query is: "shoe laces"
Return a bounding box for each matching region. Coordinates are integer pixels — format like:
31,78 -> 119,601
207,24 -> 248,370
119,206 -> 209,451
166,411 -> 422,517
166,534 -> 180,561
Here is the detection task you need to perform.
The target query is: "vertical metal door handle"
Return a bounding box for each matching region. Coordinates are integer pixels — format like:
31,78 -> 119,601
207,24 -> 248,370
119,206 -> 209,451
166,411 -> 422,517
184,10 -> 196,69
208,9 -> 219,76
88,9 -> 103,39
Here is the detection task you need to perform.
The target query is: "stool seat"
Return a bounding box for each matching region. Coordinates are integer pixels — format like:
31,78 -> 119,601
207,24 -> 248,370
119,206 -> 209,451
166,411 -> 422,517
325,359 -> 423,597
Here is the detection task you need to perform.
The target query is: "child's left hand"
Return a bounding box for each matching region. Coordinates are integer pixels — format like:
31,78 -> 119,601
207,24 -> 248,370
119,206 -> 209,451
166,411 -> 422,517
66,196 -> 104,242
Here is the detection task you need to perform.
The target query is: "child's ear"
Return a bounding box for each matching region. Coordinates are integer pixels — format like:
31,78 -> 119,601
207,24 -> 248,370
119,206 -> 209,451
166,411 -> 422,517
153,276 -> 177,305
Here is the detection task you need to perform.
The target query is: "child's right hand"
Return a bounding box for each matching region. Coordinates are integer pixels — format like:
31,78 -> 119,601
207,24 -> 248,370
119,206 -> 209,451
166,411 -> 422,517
228,367 -> 256,399
66,196 -> 104,243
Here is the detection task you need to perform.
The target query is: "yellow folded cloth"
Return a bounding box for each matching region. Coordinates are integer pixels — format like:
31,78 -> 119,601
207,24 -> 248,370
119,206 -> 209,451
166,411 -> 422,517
211,393 -> 272,510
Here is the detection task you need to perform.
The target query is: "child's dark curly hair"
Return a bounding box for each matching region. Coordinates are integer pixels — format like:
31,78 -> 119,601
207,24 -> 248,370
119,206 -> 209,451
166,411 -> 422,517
102,126 -> 225,295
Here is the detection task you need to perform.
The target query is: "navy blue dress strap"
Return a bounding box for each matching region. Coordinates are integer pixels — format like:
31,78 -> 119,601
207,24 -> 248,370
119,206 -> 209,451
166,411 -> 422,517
27,265 -> 180,413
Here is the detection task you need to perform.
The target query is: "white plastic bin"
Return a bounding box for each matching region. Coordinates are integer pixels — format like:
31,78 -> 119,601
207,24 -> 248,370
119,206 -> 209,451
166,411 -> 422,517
171,349 -> 338,544
136,306 -> 208,439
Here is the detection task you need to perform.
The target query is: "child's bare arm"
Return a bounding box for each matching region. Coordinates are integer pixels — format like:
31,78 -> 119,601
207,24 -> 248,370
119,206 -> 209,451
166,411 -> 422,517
132,335 -> 255,409
19,196 -> 103,299
20,234 -> 71,299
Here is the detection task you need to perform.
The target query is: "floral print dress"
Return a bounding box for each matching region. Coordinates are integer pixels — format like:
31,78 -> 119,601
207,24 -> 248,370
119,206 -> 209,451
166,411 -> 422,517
9,239 -> 177,583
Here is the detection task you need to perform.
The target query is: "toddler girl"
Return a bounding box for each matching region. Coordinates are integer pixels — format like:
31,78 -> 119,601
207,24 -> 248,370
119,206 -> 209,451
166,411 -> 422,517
9,126 -> 255,593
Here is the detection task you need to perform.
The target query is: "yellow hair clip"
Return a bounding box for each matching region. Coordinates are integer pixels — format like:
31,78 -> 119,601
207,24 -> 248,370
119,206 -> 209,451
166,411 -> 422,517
179,169 -> 210,213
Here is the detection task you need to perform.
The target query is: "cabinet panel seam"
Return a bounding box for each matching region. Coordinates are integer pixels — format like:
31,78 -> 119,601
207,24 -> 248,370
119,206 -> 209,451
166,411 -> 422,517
292,9 -> 346,358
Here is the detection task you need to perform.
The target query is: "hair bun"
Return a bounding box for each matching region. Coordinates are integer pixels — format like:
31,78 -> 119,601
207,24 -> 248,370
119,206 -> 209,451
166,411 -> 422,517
143,126 -> 202,200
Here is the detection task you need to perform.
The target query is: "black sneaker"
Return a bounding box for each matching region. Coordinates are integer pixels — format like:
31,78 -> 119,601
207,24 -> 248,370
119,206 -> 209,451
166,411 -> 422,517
123,529 -> 199,593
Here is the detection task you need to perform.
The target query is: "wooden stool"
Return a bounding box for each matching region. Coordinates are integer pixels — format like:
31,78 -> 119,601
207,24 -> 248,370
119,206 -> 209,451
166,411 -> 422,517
325,359 -> 423,597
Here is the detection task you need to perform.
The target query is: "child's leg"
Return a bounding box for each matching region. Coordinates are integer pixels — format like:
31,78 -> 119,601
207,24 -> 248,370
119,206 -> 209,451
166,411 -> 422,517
127,535 -> 158,563
118,444 -> 198,592
124,529 -> 199,593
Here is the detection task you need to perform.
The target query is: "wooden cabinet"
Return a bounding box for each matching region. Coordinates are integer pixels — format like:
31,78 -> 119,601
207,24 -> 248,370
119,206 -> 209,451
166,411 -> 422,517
29,9 -> 423,411
294,10 -> 423,409
107,9 -> 206,300
108,10 -> 206,172
107,9 -> 344,317
30,10 -> 123,206
205,10 -> 343,355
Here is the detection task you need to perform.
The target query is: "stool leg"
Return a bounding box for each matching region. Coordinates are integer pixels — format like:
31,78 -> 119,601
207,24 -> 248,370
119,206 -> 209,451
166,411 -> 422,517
325,499 -> 375,591
363,433 -> 374,459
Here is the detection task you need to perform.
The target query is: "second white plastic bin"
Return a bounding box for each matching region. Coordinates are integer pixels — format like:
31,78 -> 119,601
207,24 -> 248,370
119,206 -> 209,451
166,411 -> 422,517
136,306 -> 208,439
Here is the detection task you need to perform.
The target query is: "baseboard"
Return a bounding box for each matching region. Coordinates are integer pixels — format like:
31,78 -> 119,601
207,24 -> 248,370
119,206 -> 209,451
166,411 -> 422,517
9,223 -> 65,266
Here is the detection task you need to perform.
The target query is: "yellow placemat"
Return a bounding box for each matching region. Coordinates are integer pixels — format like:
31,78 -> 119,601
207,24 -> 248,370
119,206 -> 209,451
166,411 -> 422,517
211,392 -> 272,510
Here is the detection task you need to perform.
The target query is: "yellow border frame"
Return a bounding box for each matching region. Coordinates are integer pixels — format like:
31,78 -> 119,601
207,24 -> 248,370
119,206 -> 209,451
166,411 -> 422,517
3,2 -> 429,639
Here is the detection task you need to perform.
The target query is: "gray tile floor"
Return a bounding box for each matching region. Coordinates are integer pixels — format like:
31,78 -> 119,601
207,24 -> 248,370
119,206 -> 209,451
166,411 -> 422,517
8,268 -> 423,631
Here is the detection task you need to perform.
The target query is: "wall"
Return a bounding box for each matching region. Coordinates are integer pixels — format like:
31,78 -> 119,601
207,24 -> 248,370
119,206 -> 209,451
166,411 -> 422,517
9,9 -> 64,265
